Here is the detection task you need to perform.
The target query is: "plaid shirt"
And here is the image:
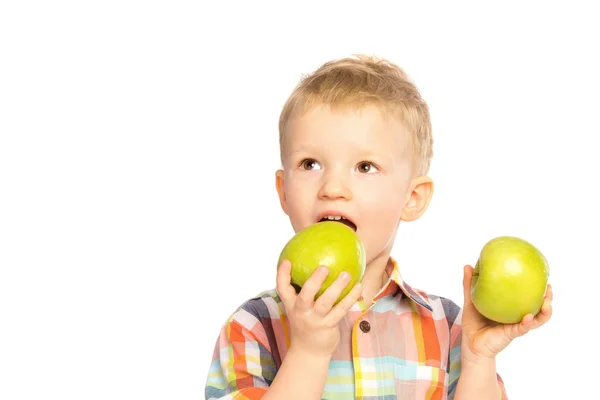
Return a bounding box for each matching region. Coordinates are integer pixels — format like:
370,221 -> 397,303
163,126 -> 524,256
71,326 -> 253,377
205,258 -> 508,399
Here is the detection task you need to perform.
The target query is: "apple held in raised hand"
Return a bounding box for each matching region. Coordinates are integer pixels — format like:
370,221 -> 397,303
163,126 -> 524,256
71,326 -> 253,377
277,221 -> 366,304
470,236 -> 550,324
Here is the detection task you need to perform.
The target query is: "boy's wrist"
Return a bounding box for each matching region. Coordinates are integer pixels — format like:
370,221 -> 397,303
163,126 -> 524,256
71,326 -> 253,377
455,351 -> 500,400
287,345 -> 334,365
461,347 -> 496,371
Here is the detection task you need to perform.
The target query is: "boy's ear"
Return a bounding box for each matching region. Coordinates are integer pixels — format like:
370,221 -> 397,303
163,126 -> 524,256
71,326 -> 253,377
275,169 -> 288,215
400,176 -> 434,222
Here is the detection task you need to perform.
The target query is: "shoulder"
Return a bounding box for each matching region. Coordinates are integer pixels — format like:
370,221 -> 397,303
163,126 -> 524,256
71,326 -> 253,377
415,288 -> 463,329
225,288 -> 286,329
216,289 -> 288,356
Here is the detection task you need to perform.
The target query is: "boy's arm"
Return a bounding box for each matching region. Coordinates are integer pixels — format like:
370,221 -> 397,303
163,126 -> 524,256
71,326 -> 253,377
449,265 -> 552,399
262,348 -> 330,400
452,354 -> 507,400
206,261 -> 361,399
447,318 -> 508,400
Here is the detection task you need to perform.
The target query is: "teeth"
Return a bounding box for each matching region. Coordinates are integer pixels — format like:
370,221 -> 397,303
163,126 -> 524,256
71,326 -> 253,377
324,215 -> 345,220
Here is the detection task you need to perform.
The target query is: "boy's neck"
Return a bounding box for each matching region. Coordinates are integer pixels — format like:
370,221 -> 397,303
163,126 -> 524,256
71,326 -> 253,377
359,253 -> 392,305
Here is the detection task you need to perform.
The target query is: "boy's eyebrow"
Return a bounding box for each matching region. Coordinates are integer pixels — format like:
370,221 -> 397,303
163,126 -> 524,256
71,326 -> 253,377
357,150 -> 395,165
285,146 -> 396,164
284,145 -> 316,157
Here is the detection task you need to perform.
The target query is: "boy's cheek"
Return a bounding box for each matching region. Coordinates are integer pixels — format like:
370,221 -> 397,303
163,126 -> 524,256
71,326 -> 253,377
365,201 -> 407,232
362,189 -> 405,213
284,199 -> 314,232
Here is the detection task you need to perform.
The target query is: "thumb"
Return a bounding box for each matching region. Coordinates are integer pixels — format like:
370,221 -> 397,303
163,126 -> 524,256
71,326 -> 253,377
463,264 -> 474,307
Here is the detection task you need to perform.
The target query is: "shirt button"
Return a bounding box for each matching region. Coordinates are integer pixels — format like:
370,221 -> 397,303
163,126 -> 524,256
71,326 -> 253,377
359,320 -> 371,333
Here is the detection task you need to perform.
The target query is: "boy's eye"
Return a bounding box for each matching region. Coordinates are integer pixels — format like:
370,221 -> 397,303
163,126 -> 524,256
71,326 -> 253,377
357,161 -> 378,174
300,159 -> 321,170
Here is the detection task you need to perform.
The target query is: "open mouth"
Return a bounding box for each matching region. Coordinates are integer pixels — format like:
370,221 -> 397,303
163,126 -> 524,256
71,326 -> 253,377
318,215 -> 357,232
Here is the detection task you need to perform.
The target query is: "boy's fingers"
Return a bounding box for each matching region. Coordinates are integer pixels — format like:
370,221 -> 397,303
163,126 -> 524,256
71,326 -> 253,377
533,297 -> 553,327
313,272 -> 351,315
295,266 -> 329,311
275,259 -> 296,305
506,312 -> 540,341
512,314 -> 535,338
521,292 -> 553,333
326,281 -> 362,325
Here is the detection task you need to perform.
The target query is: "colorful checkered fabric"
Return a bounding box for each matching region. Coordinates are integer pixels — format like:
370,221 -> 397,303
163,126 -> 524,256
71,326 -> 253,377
205,258 -> 508,399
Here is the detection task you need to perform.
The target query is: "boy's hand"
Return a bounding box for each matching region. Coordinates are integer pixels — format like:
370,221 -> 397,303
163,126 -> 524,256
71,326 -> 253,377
460,264 -> 553,363
276,259 -> 362,359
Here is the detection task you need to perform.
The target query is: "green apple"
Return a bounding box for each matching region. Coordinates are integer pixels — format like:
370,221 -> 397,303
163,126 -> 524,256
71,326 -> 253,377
277,221 -> 366,304
470,236 -> 550,324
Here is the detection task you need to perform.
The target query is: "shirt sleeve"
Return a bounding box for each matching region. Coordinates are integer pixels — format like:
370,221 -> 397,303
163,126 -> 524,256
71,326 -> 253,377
205,313 -> 277,400
447,321 -> 508,400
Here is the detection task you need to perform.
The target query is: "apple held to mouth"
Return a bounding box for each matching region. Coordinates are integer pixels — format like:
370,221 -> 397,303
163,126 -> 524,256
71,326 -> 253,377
470,236 -> 550,324
277,221 -> 366,305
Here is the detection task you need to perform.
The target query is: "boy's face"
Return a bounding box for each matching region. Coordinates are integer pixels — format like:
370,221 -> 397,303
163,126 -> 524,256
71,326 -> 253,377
276,104 -> 433,266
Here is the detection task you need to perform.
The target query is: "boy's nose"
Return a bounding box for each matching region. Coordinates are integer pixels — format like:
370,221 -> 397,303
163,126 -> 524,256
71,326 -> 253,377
318,173 -> 352,201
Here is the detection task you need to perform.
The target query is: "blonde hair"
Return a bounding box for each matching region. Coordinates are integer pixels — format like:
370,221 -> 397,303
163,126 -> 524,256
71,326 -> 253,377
278,54 -> 433,176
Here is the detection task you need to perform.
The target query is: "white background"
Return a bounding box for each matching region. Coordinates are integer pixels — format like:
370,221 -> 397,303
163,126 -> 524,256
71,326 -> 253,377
1,1 -> 598,399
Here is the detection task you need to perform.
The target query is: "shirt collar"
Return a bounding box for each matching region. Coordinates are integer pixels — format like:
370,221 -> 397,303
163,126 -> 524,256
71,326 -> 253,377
377,257 -> 433,312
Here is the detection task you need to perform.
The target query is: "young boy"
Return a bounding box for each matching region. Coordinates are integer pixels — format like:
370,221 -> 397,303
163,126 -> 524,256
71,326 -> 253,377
205,55 -> 553,399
